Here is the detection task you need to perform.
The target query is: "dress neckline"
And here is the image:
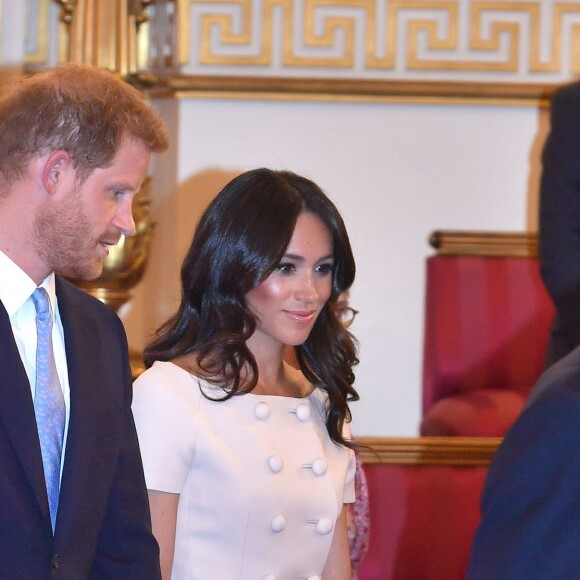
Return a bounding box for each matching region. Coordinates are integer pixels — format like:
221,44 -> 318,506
158,360 -> 317,400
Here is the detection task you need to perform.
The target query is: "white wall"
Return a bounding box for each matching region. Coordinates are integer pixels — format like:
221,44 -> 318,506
125,96 -> 548,437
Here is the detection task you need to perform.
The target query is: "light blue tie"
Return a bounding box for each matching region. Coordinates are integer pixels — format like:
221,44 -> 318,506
32,288 -> 65,532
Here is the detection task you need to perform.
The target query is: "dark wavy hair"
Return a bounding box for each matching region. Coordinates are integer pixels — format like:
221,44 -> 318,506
145,168 -> 359,447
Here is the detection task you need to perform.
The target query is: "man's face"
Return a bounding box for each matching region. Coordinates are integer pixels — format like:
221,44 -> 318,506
34,136 -> 151,281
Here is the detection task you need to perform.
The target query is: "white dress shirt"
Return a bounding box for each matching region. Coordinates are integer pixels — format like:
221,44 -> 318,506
0,250 -> 71,476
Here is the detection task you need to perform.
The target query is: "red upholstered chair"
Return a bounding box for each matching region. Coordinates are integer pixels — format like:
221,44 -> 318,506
357,437 -> 500,580
420,231 -> 554,437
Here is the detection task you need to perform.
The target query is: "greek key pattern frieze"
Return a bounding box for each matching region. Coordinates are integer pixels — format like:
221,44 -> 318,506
184,0 -> 580,81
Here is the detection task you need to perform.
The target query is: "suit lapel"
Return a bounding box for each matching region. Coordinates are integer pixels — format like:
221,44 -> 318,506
0,300 -> 50,523
54,278 -> 101,536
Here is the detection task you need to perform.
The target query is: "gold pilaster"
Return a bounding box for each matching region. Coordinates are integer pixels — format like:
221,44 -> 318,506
53,0 -> 153,76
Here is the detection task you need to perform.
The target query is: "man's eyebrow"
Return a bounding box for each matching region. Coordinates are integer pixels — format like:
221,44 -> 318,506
109,181 -> 139,192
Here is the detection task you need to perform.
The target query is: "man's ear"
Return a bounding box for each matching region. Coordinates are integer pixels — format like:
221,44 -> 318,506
41,151 -> 71,194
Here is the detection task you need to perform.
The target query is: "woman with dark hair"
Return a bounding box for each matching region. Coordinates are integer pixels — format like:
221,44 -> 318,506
133,168 -> 359,579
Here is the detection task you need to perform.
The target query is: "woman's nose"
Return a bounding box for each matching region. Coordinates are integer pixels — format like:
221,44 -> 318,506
295,275 -> 318,303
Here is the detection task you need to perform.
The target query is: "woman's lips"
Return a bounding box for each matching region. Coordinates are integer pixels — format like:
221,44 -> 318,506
284,310 -> 317,324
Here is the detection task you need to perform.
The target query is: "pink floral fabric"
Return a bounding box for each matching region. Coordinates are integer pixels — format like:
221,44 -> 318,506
347,453 -> 370,577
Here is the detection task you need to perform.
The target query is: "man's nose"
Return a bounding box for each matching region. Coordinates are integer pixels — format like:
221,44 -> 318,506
114,201 -> 136,237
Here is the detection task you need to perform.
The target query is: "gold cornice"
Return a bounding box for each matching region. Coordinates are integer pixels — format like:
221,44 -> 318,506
24,1 -> 575,105
142,74 -> 557,107
358,436 -> 502,466
429,230 -> 539,257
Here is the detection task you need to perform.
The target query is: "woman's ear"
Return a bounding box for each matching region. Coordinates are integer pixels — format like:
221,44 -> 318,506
41,151 -> 71,194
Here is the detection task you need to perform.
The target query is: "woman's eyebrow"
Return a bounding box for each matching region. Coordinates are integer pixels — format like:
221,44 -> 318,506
283,252 -> 334,261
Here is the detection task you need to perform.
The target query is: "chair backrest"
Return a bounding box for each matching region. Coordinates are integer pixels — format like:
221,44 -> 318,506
422,231 -> 555,415
357,437 -> 500,580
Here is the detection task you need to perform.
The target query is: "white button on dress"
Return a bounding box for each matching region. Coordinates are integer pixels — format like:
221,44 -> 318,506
302,458 -> 328,475
271,514 -> 287,533
254,401 -> 270,420
311,458 -> 327,476
268,455 -> 284,473
295,402 -> 311,421
315,518 -> 333,535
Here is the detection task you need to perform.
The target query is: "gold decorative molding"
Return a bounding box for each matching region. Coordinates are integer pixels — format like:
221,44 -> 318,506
358,436 -> 501,466
183,0 -> 580,79
404,1 -> 580,74
428,230 -> 539,258
152,73 -> 556,106
20,0 -> 579,104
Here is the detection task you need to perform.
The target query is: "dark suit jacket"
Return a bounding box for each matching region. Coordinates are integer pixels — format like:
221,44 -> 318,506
0,276 -> 161,579
539,80 -> 580,365
467,346 -> 580,579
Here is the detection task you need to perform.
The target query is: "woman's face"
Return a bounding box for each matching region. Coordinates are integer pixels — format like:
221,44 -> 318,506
245,212 -> 334,351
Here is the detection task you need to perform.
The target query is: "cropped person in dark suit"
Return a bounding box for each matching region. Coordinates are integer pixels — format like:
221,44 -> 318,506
539,80 -> 580,366
0,63 -> 168,578
467,81 -> 580,578
467,348 -> 580,579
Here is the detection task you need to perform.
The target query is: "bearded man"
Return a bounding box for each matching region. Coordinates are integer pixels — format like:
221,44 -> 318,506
0,63 -> 168,579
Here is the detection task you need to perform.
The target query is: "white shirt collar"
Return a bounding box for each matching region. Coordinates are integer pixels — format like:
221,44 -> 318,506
0,250 -> 57,317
